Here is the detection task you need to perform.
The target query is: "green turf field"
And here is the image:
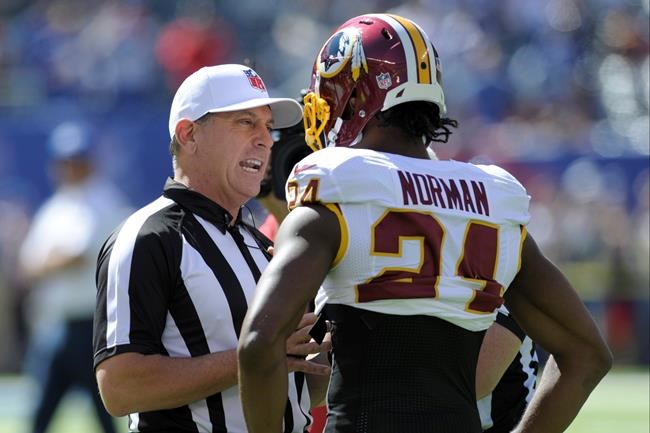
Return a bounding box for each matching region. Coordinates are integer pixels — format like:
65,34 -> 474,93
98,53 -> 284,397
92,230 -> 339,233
0,367 -> 647,433
564,367 -> 649,433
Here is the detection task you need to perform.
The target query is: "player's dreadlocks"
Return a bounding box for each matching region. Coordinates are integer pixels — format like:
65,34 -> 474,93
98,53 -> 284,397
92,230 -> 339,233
375,101 -> 458,144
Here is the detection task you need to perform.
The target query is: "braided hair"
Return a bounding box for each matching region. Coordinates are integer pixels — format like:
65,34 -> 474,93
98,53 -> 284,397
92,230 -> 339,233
374,101 -> 458,144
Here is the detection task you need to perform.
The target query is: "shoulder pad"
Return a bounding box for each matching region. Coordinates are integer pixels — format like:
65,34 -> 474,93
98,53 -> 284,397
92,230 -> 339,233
285,148 -> 394,209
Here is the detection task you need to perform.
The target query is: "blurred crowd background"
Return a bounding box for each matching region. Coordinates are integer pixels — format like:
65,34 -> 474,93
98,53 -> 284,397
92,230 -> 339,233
0,0 -> 647,378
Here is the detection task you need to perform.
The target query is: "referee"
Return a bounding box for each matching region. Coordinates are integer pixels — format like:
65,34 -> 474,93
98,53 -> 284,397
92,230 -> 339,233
477,308 -> 539,432
93,64 -> 331,432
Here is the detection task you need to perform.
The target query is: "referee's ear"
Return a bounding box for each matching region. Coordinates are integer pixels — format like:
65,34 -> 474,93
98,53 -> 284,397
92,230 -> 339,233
174,119 -> 199,155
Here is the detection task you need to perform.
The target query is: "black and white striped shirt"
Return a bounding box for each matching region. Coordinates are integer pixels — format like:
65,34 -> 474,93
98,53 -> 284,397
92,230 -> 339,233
477,309 -> 538,433
93,178 -> 312,433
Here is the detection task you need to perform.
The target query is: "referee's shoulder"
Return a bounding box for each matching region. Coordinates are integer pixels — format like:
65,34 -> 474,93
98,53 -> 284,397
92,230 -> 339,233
103,197 -> 184,255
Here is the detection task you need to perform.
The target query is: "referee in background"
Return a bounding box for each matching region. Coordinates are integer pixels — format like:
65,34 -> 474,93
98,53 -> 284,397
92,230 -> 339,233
477,307 -> 539,432
93,64 -> 331,433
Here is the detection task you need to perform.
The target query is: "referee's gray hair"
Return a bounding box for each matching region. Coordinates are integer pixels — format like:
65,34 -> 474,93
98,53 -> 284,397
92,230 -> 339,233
169,136 -> 180,157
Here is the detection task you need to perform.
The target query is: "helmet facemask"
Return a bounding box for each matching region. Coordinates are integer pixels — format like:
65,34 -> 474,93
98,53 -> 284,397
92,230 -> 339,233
303,91 -> 330,152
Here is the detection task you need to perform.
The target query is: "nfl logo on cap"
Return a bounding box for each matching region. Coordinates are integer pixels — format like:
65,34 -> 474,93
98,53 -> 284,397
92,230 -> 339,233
244,69 -> 266,91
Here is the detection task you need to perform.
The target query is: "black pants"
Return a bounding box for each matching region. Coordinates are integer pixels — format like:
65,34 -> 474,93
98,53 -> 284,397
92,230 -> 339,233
31,318 -> 116,433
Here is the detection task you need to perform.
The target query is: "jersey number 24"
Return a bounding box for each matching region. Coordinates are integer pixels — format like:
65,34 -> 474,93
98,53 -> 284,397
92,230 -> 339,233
356,209 -> 505,314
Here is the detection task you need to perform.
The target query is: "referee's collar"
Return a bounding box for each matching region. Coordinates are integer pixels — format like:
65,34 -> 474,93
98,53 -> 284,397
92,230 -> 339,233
163,178 -> 242,233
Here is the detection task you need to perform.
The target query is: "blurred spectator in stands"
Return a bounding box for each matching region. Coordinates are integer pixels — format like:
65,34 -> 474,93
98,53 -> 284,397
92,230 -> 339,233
17,121 -> 131,433
155,0 -> 235,91
603,168 -> 650,363
0,193 -> 31,371
631,170 -> 650,364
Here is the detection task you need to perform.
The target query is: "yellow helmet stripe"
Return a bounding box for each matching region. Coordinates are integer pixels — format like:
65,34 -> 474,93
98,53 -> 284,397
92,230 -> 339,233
388,14 -> 432,84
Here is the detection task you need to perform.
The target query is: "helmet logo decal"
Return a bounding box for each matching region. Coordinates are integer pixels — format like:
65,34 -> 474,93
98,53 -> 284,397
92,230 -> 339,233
318,28 -> 368,81
376,72 -> 392,90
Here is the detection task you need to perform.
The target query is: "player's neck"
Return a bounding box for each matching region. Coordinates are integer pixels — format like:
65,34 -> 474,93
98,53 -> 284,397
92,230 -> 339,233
358,121 -> 429,159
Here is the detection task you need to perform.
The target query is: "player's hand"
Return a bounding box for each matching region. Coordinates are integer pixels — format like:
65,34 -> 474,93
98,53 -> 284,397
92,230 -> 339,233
286,313 -> 332,375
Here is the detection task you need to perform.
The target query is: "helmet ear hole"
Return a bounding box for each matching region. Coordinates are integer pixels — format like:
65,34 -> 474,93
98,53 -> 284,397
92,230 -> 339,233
341,89 -> 357,121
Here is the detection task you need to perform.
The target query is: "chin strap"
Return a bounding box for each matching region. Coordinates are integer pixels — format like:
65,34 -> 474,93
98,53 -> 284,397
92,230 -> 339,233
325,119 -> 364,148
326,118 -> 343,147
348,132 -> 364,147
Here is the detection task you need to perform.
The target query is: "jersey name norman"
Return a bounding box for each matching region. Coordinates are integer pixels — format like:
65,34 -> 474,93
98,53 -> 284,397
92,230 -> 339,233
287,147 -> 530,332
398,169 -> 489,216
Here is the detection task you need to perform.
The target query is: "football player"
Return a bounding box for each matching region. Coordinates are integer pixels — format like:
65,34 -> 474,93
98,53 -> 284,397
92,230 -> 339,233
238,13 -> 611,433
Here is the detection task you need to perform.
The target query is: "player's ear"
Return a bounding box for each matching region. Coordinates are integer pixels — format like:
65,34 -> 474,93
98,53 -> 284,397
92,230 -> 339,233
175,119 -> 198,154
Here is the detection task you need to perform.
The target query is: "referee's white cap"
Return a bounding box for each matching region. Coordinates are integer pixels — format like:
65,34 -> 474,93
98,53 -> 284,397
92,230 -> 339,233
168,64 -> 303,139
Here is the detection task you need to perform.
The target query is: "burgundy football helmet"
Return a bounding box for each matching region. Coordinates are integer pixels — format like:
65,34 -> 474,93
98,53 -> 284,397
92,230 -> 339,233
303,13 -> 447,151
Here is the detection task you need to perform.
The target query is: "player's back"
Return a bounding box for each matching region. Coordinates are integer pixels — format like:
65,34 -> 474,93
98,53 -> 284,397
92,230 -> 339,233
288,147 -> 530,331
287,147 -> 531,433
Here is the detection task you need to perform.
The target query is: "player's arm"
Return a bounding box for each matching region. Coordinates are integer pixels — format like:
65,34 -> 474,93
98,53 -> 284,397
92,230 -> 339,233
505,234 -> 612,433
238,204 -> 340,433
475,319 -> 524,399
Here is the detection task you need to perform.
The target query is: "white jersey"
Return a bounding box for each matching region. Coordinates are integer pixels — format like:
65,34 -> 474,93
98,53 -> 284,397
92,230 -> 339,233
287,147 -> 530,332
19,176 -> 131,328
